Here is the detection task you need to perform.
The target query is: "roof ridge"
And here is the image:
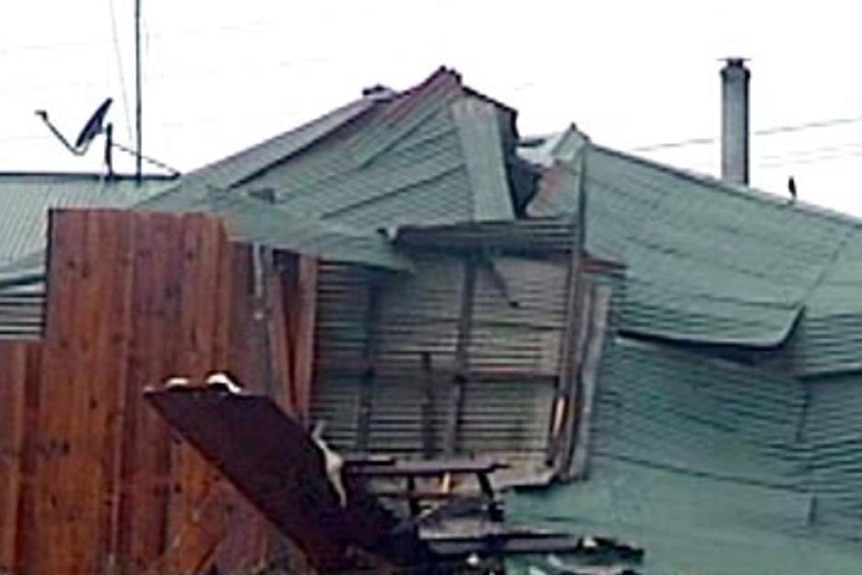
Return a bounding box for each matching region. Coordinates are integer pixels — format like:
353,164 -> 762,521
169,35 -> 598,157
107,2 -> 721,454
594,143 -> 862,229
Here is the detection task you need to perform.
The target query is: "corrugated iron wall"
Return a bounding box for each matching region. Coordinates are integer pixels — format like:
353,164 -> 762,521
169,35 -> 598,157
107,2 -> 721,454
0,209 -> 313,575
0,285 -> 44,340
311,251 -> 568,470
310,261 -> 375,448
804,373 -> 862,536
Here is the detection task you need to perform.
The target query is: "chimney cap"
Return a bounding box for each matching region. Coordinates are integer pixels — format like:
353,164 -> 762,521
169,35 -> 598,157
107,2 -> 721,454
721,57 -> 750,67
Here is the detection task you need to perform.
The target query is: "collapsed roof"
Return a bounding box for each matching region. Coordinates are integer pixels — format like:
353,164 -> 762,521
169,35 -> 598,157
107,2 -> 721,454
5,67 -> 862,573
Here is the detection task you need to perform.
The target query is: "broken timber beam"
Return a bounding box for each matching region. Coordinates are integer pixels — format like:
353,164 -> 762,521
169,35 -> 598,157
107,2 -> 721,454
444,255 -> 477,456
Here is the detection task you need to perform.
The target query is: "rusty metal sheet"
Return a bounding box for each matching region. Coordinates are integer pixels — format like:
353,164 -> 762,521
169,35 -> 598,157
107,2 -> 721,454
145,387 -> 351,571
145,386 -> 430,572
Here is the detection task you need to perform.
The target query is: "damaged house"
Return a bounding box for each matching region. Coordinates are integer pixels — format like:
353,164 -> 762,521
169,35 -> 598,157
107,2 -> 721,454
2,67 -> 862,574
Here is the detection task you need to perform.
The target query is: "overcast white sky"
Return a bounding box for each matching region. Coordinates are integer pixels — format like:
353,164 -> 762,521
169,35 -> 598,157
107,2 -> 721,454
3,1 -> 862,214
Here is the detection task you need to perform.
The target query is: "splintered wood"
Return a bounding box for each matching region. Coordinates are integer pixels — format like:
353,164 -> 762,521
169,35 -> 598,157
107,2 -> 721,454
0,209 -> 313,575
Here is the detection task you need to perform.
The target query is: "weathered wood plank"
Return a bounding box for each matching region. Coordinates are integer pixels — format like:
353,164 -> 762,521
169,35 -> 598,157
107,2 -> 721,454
0,343 -> 37,573
291,256 -> 318,421
165,214 -> 232,575
95,211 -> 135,572
14,343 -> 42,575
444,257 -> 477,455
28,208 -> 86,575
118,211 -> 183,572
567,285 -> 611,479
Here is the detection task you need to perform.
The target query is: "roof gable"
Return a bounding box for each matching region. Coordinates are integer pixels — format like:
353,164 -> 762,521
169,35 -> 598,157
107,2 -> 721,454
238,68 -> 515,228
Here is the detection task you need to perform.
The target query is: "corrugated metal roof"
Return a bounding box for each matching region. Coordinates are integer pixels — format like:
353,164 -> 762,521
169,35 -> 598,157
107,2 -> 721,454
524,131 -> 859,354
0,173 -> 174,266
192,97 -> 380,189
204,193 -> 413,271
507,337 -> 862,575
396,217 -> 578,253
0,278 -> 44,340
133,68 -> 516,271
139,189 -> 415,271
805,373 -> 862,536
230,68 -> 515,229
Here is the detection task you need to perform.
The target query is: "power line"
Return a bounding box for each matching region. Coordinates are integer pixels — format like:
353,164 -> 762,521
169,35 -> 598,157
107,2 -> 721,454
135,0 -> 142,182
630,114 -> 862,152
758,146 -> 862,170
0,18 -> 283,57
107,0 -> 134,143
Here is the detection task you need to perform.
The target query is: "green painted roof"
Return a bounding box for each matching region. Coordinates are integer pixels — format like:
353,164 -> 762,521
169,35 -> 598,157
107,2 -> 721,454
135,68 -> 516,270
0,173 -> 174,266
524,130 -> 862,371
507,338 -> 862,575
234,68 -> 515,229
200,192 -> 413,271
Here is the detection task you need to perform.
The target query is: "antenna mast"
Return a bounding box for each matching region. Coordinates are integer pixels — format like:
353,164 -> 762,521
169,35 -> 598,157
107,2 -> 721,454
135,0 -> 142,184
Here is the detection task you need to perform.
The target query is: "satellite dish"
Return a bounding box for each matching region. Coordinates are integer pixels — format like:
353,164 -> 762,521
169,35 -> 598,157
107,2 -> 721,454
34,96 -> 179,179
35,97 -> 113,156
74,97 -> 113,149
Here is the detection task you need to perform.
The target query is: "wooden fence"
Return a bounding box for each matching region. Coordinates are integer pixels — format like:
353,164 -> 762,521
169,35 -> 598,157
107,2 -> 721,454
0,209 -> 317,575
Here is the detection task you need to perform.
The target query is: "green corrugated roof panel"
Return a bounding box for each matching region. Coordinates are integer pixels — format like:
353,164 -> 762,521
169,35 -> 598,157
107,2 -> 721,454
190,96 -> 379,189
776,228 -> 862,375
622,277 -> 803,345
158,192 -> 414,271
134,69 -> 515,270
0,173 -> 174,266
590,339 -> 808,486
802,373 -> 862,535
451,97 -> 515,221
209,194 -> 413,271
235,69 -> 515,229
507,338 -> 862,574
508,460 -> 862,575
526,134 -> 854,348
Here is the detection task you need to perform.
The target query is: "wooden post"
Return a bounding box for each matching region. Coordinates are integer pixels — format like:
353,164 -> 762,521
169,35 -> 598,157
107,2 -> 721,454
444,256 -> 477,456
420,352 -> 436,459
355,282 -> 382,452
567,285 -> 611,478
547,152 -> 590,469
290,257 -> 318,422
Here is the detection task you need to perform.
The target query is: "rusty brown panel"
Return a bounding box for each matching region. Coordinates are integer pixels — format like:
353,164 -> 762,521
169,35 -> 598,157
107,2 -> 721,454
145,388 -> 352,572
0,343 -> 38,573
